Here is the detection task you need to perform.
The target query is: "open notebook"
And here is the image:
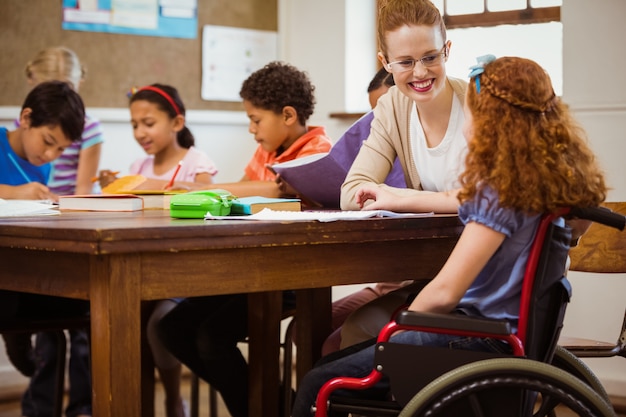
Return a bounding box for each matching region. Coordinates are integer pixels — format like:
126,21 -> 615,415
205,208 -> 433,222
0,199 -> 59,217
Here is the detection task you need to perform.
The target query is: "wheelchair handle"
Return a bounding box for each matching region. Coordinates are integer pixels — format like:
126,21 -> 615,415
568,206 -> 625,231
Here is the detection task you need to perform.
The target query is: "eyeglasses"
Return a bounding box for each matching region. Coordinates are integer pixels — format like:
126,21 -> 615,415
385,45 -> 448,73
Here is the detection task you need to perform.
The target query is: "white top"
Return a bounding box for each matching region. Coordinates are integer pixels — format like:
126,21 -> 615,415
410,95 -> 468,192
130,146 -> 218,182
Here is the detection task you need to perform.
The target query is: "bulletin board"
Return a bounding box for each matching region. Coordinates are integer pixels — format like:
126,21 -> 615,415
0,0 -> 277,111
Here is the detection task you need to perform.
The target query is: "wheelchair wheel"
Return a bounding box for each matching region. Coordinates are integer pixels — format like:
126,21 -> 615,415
551,345 -> 612,403
398,358 -> 616,417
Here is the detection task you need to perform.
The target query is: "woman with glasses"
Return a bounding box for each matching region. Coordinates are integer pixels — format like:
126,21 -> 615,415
334,0 -> 468,354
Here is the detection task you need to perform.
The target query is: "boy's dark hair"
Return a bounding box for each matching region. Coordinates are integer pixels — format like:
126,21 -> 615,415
367,67 -> 395,93
239,61 -> 315,126
22,80 -> 85,143
129,83 -> 195,149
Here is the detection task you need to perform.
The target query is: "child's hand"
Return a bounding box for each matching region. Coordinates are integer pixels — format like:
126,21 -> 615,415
274,174 -> 321,208
275,174 -> 298,198
11,183 -> 56,201
96,170 -> 119,188
164,181 -> 192,192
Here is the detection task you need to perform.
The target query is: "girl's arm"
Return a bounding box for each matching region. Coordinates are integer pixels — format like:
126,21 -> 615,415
74,143 -> 102,195
193,172 -> 214,185
356,185 -> 459,213
409,222 -> 505,313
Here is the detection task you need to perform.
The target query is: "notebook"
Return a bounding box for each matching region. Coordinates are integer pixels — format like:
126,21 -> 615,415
205,208 -> 433,222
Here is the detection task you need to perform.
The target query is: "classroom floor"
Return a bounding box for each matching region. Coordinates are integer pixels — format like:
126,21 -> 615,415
0,375 -> 624,417
0,373 -> 228,417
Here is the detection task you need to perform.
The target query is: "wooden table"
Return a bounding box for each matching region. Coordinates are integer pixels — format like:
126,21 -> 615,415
0,210 -> 462,417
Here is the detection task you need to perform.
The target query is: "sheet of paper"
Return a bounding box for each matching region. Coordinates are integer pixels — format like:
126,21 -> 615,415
201,25 -> 277,101
0,199 -> 59,217
62,0 -> 197,39
205,208 -> 433,222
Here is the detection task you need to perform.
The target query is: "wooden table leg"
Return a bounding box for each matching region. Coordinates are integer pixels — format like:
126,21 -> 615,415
89,254 -> 142,417
141,302 -> 156,417
295,288 -> 331,384
248,291 -> 282,417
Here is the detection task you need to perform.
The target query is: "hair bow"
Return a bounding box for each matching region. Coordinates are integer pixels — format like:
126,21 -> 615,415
126,86 -> 139,98
468,54 -> 496,93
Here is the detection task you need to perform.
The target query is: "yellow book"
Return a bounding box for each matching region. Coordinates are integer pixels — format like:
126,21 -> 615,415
101,175 -> 186,210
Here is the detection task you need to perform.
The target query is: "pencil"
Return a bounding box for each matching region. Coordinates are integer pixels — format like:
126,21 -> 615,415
165,161 -> 183,189
8,154 -> 33,183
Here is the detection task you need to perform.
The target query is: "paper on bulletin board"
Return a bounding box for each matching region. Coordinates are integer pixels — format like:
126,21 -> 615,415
201,25 -> 278,102
62,0 -> 197,39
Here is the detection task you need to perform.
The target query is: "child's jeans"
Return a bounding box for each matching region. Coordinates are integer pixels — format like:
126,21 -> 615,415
21,329 -> 92,417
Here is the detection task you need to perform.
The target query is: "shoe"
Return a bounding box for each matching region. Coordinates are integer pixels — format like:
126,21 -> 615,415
2,332 -> 35,377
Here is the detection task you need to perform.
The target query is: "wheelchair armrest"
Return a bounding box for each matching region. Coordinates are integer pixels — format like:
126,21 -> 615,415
395,310 -> 512,336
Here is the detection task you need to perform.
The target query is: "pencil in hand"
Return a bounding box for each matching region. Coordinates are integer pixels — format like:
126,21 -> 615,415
165,161 -> 183,189
91,170 -> 120,183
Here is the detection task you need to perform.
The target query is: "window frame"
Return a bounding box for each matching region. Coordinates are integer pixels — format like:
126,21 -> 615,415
331,1 -> 561,119
443,3 -> 560,29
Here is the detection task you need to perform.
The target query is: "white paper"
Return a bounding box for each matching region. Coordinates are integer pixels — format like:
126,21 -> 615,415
0,199 -> 59,217
111,0 -> 158,29
201,25 -> 278,102
205,208 -> 433,222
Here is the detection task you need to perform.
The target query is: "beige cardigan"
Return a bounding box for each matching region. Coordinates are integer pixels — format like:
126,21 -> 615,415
340,77 -> 467,210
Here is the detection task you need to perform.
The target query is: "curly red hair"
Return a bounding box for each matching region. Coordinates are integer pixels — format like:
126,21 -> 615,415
459,57 -> 607,214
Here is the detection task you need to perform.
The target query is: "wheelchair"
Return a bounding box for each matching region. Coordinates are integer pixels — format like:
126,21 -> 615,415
312,205 -> 625,417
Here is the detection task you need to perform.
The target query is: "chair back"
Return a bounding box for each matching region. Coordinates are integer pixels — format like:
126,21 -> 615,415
568,202 -> 626,274
519,215 -> 572,363
561,202 -> 626,360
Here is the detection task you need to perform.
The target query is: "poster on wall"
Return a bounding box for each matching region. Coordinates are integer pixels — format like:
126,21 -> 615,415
201,25 -> 278,102
62,0 -> 197,39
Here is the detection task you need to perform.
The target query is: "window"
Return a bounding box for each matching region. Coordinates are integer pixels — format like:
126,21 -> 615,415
432,0 -> 563,95
339,0 -> 563,116
432,0 -> 560,28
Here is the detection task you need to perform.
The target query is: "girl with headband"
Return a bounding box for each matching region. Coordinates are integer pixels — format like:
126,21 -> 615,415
102,83 -> 218,417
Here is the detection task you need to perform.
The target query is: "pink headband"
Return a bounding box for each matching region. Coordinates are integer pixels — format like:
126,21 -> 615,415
133,86 -> 181,115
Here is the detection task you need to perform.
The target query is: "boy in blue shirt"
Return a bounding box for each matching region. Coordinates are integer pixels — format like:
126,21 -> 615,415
0,80 -> 87,417
0,80 -> 85,200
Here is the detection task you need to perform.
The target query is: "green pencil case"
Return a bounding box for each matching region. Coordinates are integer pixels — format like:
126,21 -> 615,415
169,189 -> 235,218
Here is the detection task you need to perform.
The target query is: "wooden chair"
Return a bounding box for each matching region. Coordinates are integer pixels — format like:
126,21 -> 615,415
559,201 -> 626,359
0,316 -> 90,417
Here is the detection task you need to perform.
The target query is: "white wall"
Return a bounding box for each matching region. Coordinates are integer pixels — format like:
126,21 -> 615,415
559,0 -> 626,396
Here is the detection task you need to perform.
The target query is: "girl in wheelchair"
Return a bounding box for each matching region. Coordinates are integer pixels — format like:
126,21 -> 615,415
291,53 -> 608,417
